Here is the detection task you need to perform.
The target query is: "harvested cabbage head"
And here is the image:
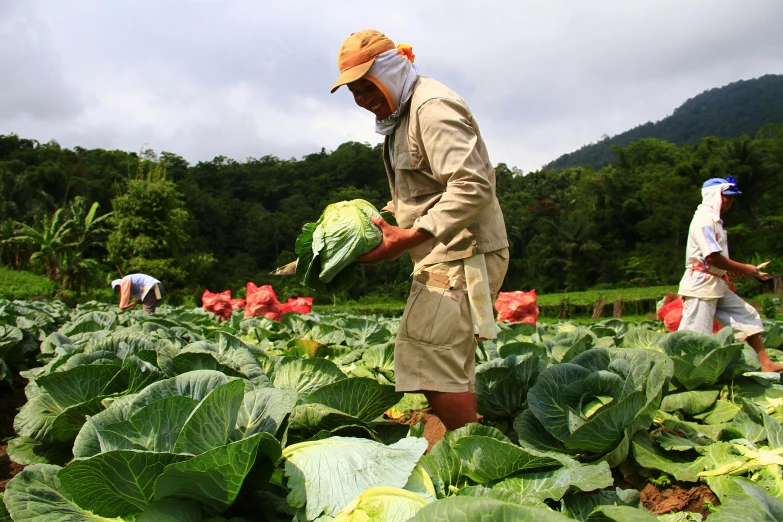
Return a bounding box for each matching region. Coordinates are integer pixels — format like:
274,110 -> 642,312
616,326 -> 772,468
295,199 -> 384,291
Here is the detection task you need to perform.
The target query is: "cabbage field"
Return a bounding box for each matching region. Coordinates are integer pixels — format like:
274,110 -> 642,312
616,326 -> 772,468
1,300 -> 783,521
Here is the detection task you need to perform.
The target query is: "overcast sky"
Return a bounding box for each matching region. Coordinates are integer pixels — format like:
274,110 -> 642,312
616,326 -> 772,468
2,0 -> 782,173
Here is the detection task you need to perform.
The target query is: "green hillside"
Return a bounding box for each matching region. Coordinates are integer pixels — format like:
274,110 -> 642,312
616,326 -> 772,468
545,74 -> 783,170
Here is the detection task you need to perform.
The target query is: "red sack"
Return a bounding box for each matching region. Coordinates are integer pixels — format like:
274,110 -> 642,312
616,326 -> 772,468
662,304 -> 685,333
230,298 -> 246,310
281,297 -> 313,315
657,294 -> 721,334
495,290 -> 540,325
202,289 -> 233,320
656,294 -> 682,327
244,283 -> 283,321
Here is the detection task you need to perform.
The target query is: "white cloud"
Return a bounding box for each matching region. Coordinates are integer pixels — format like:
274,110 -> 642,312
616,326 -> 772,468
0,0 -> 83,121
1,0 -> 781,171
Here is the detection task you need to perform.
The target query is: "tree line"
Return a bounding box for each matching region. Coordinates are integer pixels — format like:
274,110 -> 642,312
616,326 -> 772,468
1,124 -> 782,305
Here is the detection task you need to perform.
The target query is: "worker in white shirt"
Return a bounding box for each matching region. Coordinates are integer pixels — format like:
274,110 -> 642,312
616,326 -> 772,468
677,177 -> 782,372
111,273 -> 165,312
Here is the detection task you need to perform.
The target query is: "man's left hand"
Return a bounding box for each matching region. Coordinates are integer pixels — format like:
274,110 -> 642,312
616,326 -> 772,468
356,217 -> 433,266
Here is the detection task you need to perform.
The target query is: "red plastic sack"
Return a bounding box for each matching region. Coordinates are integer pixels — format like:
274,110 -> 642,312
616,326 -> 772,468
202,289 -> 233,320
495,290 -> 540,325
657,295 -> 721,334
280,297 -> 313,315
244,283 -> 283,321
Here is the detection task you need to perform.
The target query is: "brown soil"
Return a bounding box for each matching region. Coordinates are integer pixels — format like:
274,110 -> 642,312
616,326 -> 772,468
617,468 -> 719,519
386,408 -> 446,452
0,374 -> 28,491
641,482 -> 718,518
0,444 -> 24,492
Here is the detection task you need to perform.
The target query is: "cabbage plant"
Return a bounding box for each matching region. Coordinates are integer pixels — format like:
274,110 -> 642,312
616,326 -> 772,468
475,354 -> 545,420
295,199 -> 384,292
282,436 -> 428,520
0,299 -> 68,384
514,348 -> 673,466
660,329 -> 745,390
4,371 -> 289,520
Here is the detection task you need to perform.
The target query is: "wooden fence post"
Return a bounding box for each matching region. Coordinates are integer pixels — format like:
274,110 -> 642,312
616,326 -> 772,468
613,296 -> 623,318
592,298 -> 605,319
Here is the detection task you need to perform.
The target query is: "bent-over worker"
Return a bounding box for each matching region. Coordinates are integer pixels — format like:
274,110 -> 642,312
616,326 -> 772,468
111,273 -> 165,313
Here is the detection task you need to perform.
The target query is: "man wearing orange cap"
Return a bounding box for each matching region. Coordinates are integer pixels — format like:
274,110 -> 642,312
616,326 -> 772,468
332,30 -> 509,430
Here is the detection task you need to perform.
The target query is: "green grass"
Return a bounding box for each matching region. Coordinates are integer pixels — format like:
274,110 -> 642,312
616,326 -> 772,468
536,286 -> 678,307
314,302 -> 406,317
0,267 -> 57,300
536,285 -> 677,318
748,293 -> 783,319
538,314 -> 656,325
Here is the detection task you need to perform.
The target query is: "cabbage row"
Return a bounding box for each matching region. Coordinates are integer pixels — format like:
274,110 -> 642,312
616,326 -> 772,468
1,300 -> 783,521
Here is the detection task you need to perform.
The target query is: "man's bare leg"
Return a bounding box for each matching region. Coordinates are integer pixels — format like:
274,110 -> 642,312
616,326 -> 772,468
423,391 -> 478,431
747,333 -> 783,372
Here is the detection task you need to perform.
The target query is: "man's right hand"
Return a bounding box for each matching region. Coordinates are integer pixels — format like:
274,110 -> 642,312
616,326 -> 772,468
742,263 -> 772,280
742,263 -> 759,277
356,217 -> 433,266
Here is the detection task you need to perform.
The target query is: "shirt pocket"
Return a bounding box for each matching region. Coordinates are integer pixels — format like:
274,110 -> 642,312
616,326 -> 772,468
399,280 -> 462,348
395,149 -> 443,198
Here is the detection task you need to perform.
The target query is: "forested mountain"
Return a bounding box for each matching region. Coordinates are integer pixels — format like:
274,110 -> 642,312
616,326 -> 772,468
545,74 -> 783,170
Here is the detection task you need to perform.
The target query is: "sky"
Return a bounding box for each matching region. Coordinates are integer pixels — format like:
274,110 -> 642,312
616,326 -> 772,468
2,0 -> 782,174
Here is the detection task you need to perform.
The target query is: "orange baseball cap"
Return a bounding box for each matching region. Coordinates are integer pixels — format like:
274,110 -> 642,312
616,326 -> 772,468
331,30 -> 396,93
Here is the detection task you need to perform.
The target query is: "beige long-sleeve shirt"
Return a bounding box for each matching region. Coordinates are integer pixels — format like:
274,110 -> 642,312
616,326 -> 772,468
383,77 -> 508,271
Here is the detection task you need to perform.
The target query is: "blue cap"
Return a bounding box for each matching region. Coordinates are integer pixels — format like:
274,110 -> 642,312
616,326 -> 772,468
702,176 -> 742,196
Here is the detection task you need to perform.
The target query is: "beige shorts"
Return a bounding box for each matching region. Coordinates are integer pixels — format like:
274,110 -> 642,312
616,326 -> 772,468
395,249 -> 509,393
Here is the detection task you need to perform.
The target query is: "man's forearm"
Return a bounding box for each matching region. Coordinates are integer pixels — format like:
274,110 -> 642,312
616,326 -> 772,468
118,284 -> 133,309
119,300 -> 139,310
402,227 -> 434,251
705,253 -> 756,277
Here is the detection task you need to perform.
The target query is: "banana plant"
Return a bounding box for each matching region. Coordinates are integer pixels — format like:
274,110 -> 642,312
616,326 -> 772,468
60,198 -> 113,295
4,208 -> 74,282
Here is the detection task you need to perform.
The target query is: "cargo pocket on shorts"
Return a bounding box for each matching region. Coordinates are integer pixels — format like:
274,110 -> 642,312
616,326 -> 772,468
400,280 -> 462,348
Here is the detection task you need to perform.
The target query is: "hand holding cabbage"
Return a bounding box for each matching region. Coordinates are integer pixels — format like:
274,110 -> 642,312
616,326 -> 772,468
294,199 -> 388,292
356,216 -> 433,266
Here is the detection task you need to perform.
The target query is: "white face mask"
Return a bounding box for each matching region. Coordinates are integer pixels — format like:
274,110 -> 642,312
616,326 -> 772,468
364,48 -> 418,135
